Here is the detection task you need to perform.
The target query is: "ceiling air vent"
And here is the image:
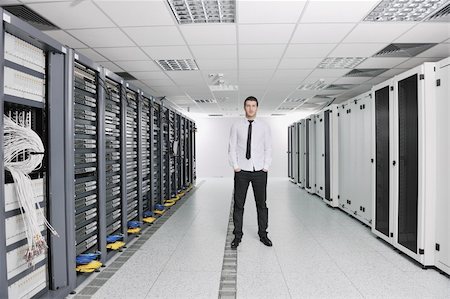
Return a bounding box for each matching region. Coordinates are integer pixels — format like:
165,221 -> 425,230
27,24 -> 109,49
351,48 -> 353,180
194,99 -> 217,104
324,84 -> 355,90
167,0 -> 235,24
157,59 -> 199,71
374,43 -> 437,57
271,113 -> 287,116
3,5 -> 59,31
115,72 -> 137,81
427,2 -> 450,21
318,57 -> 366,69
277,107 -> 295,111
364,0 -> 448,21
284,98 -> 308,104
345,69 -> 388,77
208,114 -> 223,117
297,79 -> 328,91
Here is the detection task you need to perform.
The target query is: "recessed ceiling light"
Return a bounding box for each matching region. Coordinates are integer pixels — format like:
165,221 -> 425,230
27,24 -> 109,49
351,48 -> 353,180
318,57 -> 366,69
297,79 -> 328,91
167,0 -> 235,24
209,85 -> 238,91
364,0 -> 447,22
157,59 -> 199,71
427,2 -> 450,21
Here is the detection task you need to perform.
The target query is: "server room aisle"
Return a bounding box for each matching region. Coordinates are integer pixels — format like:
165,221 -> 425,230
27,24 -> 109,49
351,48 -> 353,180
71,178 -> 450,299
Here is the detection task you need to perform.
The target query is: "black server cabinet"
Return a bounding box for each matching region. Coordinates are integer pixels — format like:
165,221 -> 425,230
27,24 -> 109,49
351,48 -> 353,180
305,119 -> 310,189
141,97 -> 152,213
374,86 -> 390,237
288,125 -> 292,178
397,74 -> 419,253
169,110 -> 176,198
125,89 -> 139,222
162,106 -> 170,201
324,110 -> 331,201
152,101 -> 162,206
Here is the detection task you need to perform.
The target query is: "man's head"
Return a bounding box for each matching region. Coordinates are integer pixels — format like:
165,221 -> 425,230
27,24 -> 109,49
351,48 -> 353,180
244,96 -> 258,119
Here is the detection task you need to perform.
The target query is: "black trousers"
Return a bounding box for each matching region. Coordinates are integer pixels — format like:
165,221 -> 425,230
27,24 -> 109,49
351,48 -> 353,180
233,170 -> 268,239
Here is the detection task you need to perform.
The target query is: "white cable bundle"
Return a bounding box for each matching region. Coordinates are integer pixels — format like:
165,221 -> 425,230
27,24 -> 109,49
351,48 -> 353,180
3,114 -> 59,265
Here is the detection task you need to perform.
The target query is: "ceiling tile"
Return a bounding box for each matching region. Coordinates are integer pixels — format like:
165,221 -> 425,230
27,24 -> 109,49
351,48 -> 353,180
179,85 -> 212,94
239,44 -> 286,59
239,59 -> 280,70
357,57 -> 409,69
333,77 -> 371,85
377,68 -> 408,78
285,44 -> 336,58
292,23 -> 355,43
180,24 -> 236,45
239,24 -> 295,44
141,46 -> 192,60
100,61 -> 124,72
95,0 -> 175,26
151,86 -> 185,96
94,47 -> 148,61
190,45 -> 237,59
343,23 -> 415,43
394,57 -> 442,69
195,59 -> 238,70
44,30 -> 86,48
416,43 -> 450,58
27,1 -> 114,29
238,1 -> 306,23
308,69 -> 351,78
129,71 -> 169,80
300,0 -> 379,23
270,70 -> 312,84
395,23 -> 450,43
204,71 -> 238,85
278,58 -> 322,69
167,71 -> 205,85
115,60 -> 160,72
141,79 -> 175,87
68,28 -> 135,47
239,70 -> 274,85
123,26 -> 185,46
75,48 -> 107,62
364,77 -> 391,85
329,43 -> 386,57
239,85 -> 266,99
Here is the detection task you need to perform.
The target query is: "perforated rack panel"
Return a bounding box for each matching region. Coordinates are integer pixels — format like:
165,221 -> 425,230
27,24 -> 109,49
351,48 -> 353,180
152,102 -> 162,205
141,97 -> 152,212
126,89 -> 139,221
162,106 -> 170,201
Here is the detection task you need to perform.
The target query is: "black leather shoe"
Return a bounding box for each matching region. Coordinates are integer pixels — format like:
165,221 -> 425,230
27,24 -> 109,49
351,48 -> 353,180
231,238 -> 241,249
259,236 -> 273,247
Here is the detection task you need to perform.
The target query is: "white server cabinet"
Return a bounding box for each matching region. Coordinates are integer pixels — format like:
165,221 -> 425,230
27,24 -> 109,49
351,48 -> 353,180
298,120 -> 306,188
372,63 -> 437,266
288,124 -> 294,181
338,93 -> 373,226
323,105 -> 339,207
305,116 -> 316,194
314,112 -> 325,198
292,123 -> 299,183
435,58 -> 450,275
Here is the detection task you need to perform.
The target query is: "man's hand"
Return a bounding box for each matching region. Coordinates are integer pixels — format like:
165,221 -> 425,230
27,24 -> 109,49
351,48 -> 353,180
234,168 -> 241,172
263,169 -> 268,172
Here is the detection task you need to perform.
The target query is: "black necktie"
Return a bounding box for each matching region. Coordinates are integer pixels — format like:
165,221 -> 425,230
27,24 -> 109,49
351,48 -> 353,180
246,120 -> 253,159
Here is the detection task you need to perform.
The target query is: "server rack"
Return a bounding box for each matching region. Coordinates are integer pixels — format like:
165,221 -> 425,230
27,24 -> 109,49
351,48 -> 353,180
180,116 -> 187,189
314,113 -> 325,198
298,120 -> 306,188
152,100 -> 163,206
292,123 -> 299,184
323,105 -> 339,207
141,95 -> 152,213
169,110 -> 176,199
161,106 -> 170,202
305,117 -> 316,194
287,124 -> 293,180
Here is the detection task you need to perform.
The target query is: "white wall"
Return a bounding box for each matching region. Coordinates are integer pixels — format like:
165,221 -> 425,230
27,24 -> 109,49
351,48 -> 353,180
192,113 -> 310,178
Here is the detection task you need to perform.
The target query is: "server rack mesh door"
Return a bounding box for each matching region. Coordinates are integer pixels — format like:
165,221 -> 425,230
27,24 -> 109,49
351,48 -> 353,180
176,114 -> 182,192
162,107 -> 170,201
181,117 -> 187,188
125,89 -> 139,222
185,120 -> 191,185
168,111 -> 176,197
324,110 -> 331,201
375,86 -> 390,237
73,62 -> 99,256
104,78 -> 122,236
141,97 -> 152,212
397,74 -> 419,253
305,119 -> 310,189
288,126 -> 292,178
152,102 -> 162,205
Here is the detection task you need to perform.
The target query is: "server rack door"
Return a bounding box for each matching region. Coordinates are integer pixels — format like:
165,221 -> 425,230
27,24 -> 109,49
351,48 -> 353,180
305,119 -> 310,188
338,105 -> 350,211
288,126 -> 292,178
324,110 -> 331,201
296,123 -> 301,184
292,125 -> 298,182
361,96 -> 373,222
299,121 -> 306,186
397,74 -> 419,254
315,114 -> 325,197
374,86 -> 390,237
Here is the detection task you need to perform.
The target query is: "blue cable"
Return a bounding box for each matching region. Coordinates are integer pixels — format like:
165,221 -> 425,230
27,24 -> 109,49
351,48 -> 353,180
143,210 -> 154,218
127,221 -> 142,228
154,203 -> 164,211
106,234 -> 123,243
76,251 -> 101,265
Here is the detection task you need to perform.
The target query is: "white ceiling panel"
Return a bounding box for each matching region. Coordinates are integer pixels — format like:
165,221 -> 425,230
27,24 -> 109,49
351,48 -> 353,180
239,59 -> 280,70
203,71 -> 238,84
180,85 -> 212,94
167,71 -> 205,84
416,43 -> 450,58
99,61 -> 124,72
288,89 -> 320,99
270,70 -> 312,84
278,58 -> 322,69
300,0 -> 378,23
129,71 -> 169,80
239,24 -> 295,44
395,23 -> 450,43
68,28 -> 135,47
357,57 -> 409,69
301,76 -> 339,85
95,0 -> 175,27
1,0 -> 20,4
329,43 -> 386,57
343,23 -> 415,43
239,44 -> 286,59
332,77 -> 371,85
75,48 -> 107,62
376,68 -> 407,78
141,46 -> 192,60
308,69 -> 352,78
195,59 -> 238,70
44,30 -> 86,48
239,70 -> 274,85
395,57 -> 442,70
141,79 -> 175,87
151,86 -> 185,96
238,1 -> 306,23
94,47 -> 148,61
238,85 -> 266,98
115,60 -> 160,72
123,27 -> 185,46
292,23 -> 355,43
284,44 -> 336,58
27,1 -> 114,29
180,25 -> 236,45
190,45 -> 237,59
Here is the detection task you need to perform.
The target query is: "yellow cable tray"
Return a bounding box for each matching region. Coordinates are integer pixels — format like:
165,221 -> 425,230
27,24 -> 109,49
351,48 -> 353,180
154,210 -> 165,215
106,241 -> 125,250
143,216 -> 156,224
76,260 -> 102,273
127,227 -> 141,234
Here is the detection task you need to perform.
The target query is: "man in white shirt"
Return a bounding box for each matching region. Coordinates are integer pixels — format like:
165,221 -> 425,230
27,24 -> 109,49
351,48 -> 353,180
228,96 -> 272,249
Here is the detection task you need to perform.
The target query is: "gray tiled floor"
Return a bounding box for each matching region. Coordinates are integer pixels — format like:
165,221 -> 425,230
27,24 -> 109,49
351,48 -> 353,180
74,178 -> 450,299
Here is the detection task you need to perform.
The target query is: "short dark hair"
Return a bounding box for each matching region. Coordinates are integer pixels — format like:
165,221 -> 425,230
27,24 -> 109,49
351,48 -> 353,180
244,96 -> 258,107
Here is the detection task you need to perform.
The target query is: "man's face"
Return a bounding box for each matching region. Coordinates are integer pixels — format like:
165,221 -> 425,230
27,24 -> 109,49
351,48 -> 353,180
244,100 -> 258,118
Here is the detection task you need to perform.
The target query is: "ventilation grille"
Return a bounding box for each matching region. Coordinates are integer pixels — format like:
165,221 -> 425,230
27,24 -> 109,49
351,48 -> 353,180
271,113 -> 286,116
318,57 -> 366,69
374,43 -> 436,57
157,59 -> 199,71
297,79 -> 328,91
209,84 -> 238,91
345,69 -> 388,77
3,5 -> 59,31
364,0 -> 447,21
277,107 -> 295,111
167,0 -> 235,24
194,99 -> 217,104
324,84 -> 355,90
115,72 -> 137,81
208,114 -> 223,117
427,3 -> 450,21
284,98 -> 307,104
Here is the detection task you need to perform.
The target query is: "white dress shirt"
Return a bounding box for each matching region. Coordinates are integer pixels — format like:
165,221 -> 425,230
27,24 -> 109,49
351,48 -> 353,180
228,118 -> 272,171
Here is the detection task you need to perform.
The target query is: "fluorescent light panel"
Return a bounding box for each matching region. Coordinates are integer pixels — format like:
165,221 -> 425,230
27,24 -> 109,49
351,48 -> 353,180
297,79 -> 328,91
167,0 -> 235,24
157,59 -> 199,71
364,0 -> 447,22
318,57 -> 366,69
